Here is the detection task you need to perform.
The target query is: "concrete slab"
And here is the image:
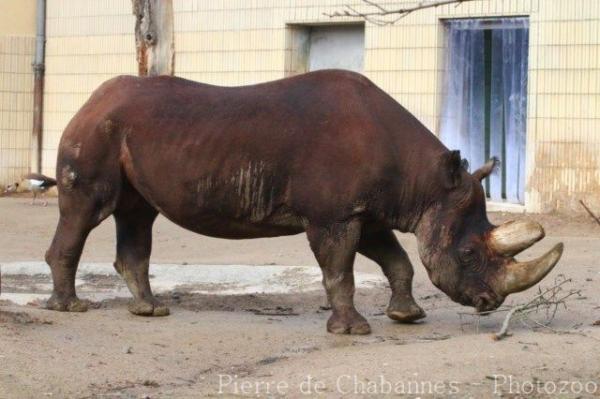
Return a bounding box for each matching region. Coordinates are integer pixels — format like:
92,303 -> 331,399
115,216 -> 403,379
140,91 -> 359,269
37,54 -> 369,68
0,262 -> 386,305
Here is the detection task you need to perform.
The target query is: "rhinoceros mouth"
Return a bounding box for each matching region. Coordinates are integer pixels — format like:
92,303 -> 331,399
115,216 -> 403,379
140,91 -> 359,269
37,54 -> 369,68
474,291 -> 504,313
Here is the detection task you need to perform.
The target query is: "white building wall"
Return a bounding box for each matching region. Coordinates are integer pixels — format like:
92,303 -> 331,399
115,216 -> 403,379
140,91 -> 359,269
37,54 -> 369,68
41,0 -> 600,213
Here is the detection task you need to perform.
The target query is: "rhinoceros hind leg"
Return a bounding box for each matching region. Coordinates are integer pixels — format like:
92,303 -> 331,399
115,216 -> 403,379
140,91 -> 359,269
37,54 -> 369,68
113,191 -> 168,317
358,229 -> 425,323
307,220 -> 371,335
45,205 -> 110,312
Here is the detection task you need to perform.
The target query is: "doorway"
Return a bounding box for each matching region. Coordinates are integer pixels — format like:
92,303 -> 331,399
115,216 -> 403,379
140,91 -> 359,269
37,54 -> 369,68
285,23 -> 365,76
439,18 -> 529,204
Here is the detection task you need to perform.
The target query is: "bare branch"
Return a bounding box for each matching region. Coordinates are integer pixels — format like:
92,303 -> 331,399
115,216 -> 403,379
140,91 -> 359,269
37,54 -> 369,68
324,0 -> 481,25
361,0 -> 388,13
580,199 -> 600,227
459,275 -> 584,341
493,303 -> 527,340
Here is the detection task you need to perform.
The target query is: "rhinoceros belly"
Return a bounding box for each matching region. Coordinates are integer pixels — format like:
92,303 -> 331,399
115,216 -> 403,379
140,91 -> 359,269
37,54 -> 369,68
123,144 -> 306,239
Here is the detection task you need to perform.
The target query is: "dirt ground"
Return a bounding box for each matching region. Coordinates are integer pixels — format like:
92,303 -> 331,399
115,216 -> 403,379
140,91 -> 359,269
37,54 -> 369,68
1,197 -> 599,398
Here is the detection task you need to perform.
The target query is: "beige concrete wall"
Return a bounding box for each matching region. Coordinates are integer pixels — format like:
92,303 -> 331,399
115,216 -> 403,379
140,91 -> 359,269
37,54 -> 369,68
0,0 -> 36,36
42,0 -> 137,176
527,1 -> 600,212
42,0 -> 600,213
0,0 -> 36,186
0,36 -> 35,186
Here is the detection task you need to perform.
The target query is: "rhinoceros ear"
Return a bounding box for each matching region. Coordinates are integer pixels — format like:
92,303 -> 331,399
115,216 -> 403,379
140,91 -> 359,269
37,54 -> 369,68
473,157 -> 500,182
440,150 -> 465,189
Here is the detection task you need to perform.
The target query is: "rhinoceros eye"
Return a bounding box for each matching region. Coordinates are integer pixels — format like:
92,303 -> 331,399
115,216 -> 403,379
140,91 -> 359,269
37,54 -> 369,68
459,248 -> 477,264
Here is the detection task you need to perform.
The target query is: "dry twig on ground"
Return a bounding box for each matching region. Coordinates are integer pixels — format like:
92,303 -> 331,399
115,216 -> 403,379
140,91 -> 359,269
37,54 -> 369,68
324,0 -> 480,26
459,275 -> 582,341
579,200 -> 600,227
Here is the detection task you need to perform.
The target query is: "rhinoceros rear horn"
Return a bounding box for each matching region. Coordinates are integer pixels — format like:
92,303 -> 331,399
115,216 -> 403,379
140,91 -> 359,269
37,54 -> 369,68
495,243 -> 564,296
488,219 -> 545,256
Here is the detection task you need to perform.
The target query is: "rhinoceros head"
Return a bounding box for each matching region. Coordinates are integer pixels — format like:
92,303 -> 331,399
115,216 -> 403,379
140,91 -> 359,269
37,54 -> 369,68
415,151 -> 564,312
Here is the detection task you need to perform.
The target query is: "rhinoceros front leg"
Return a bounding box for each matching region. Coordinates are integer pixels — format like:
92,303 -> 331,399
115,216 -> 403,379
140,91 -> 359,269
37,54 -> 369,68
358,229 -> 425,322
113,207 -> 169,317
306,220 -> 371,335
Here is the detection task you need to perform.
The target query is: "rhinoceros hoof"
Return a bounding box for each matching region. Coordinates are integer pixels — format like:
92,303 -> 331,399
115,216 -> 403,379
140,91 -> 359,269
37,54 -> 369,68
327,310 -> 371,335
386,303 -> 426,323
128,299 -> 170,317
46,295 -> 90,312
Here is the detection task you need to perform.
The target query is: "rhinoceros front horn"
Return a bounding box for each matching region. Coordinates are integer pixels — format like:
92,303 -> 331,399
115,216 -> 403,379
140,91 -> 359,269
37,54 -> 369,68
489,220 -> 564,296
495,243 -> 564,296
488,220 -> 545,256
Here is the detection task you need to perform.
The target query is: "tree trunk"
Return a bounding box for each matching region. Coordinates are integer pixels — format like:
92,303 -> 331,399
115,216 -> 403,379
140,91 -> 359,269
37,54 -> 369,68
132,0 -> 174,76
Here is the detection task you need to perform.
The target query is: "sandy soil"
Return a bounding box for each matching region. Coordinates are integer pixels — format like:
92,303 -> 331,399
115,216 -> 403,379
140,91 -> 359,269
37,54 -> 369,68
1,197 -> 599,398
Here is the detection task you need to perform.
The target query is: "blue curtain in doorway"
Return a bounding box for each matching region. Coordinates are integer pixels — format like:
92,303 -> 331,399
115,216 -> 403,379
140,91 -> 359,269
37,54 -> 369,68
439,20 -> 486,173
439,18 -> 529,204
